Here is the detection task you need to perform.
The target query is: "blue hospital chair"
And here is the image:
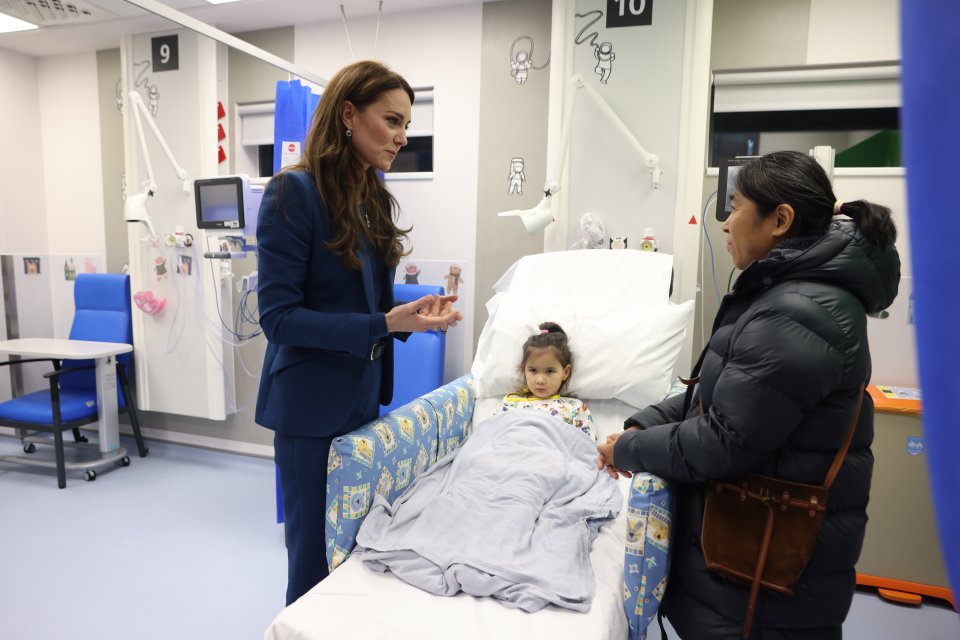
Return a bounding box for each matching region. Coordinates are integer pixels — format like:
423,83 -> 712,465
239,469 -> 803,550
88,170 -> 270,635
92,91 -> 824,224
379,284 -> 447,415
0,274 -> 148,488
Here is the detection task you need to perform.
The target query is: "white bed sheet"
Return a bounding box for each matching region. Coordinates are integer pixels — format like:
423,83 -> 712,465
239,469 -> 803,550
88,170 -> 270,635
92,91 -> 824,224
264,398 -> 639,640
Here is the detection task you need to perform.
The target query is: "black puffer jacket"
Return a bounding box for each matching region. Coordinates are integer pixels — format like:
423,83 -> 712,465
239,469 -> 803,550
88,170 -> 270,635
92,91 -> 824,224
614,218 -> 900,635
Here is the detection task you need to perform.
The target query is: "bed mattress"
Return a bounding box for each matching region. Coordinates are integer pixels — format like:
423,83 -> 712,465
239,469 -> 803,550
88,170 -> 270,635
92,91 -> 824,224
264,398 -> 637,640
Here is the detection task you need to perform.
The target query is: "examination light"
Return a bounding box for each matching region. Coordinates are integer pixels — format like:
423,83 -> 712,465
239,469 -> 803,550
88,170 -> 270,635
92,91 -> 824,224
498,73 -> 662,235
125,90 -> 189,241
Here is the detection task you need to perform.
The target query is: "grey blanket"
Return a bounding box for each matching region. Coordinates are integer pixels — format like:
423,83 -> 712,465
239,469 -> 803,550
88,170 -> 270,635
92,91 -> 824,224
352,408 -> 622,612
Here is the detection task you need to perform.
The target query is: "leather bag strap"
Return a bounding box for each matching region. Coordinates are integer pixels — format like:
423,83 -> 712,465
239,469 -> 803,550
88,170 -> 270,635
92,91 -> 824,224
742,504 -> 775,639
822,386 -> 866,489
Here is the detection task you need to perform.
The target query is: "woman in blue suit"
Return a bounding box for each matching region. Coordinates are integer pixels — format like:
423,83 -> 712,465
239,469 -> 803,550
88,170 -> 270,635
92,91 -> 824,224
256,61 -> 461,606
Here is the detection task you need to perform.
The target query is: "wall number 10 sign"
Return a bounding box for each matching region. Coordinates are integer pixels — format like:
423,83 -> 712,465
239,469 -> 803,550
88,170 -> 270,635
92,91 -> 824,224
152,34 -> 180,72
607,0 -> 653,27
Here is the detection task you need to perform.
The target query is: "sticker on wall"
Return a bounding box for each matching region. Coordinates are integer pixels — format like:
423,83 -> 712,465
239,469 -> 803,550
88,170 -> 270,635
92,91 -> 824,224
509,36 -> 550,85
126,59 -> 162,117
177,255 -> 193,276
508,157 -> 526,195
23,257 -> 41,274
64,258 -> 77,282
576,10 -> 617,85
154,256 -> 169,280
906,436 -> 925,456
281,141 -> 301,170
443,265 -> 464,296
402,262 -> 421,284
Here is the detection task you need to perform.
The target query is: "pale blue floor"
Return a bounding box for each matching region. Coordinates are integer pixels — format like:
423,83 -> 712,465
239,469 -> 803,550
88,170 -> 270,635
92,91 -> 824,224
0,433 -> 957,640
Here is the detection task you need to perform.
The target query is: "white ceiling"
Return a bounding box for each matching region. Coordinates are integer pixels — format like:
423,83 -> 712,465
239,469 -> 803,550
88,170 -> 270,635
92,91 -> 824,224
0,0 -> 485,58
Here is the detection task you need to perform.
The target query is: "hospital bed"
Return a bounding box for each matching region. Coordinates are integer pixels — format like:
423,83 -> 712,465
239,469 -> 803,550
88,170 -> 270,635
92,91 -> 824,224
265,250 -> 693,640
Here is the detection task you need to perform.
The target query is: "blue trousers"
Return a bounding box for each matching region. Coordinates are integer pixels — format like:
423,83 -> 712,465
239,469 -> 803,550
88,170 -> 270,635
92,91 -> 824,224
274,431 -> 336,606
275,360 -> 381,605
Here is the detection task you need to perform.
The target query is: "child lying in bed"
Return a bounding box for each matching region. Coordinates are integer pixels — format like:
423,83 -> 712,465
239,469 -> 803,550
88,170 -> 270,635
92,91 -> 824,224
493,322 -> 596,442
352,322 -> 619,613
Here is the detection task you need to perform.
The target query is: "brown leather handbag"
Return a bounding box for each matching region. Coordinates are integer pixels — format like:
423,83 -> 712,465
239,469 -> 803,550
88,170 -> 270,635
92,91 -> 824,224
700,387 -> 865,638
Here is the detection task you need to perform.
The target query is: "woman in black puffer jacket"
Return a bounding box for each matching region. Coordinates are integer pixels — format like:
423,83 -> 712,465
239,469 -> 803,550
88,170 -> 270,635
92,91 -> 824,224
599,151 -> 900,639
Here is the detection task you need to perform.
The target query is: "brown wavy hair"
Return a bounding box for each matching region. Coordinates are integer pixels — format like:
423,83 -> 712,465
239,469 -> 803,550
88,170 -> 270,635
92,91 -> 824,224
286,60 -> 414,269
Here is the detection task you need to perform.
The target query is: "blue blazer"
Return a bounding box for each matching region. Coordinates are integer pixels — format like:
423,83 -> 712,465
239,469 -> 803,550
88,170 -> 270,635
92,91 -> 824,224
255,170 -> 398,438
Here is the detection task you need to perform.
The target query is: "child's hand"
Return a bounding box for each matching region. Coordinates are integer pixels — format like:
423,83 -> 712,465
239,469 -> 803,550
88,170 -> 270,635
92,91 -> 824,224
596,440 -> 632,479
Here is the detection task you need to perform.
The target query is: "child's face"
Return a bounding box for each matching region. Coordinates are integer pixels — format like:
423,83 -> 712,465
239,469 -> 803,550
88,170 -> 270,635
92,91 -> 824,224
523,348 -> 571,398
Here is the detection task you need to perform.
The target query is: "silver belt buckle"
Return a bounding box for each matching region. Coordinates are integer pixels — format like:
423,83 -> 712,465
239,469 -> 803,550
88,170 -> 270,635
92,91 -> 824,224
369,341 -> 384,361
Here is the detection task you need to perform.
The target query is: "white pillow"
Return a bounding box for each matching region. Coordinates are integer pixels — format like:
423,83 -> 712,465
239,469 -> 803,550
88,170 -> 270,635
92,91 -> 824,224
471,292 -> 694,408
493,249 -> 675,306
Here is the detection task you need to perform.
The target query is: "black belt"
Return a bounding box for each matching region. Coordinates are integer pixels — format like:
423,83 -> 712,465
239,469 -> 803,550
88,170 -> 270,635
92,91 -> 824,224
368,341 -> 385,361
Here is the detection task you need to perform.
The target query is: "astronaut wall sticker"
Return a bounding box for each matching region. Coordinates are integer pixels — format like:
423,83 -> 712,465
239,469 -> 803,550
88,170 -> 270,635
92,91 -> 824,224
508,157 -> 526,195
576,10 -> 617,85
509,36 -> 550,85
594,42 -> 616,84
118,59 -> 161,117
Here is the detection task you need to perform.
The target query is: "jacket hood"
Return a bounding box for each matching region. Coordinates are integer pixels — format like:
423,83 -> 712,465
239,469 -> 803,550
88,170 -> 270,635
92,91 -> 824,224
737,217 -> 901,314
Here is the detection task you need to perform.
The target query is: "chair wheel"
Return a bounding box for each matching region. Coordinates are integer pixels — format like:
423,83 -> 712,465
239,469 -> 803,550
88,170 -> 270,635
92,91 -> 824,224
23,443 -> 36,454
84,469 -> 97,482
120,456 -> 131,467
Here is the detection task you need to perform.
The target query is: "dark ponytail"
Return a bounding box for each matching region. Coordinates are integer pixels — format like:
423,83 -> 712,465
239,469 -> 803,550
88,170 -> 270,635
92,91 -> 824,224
519,322 -> 573,393
837,200 -> 897,250
736,150 -> 898,252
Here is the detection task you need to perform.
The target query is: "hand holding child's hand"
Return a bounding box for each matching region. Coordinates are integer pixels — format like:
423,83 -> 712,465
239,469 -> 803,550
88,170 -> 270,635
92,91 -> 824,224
596,438 -> 632,480
386,294 -> 462,334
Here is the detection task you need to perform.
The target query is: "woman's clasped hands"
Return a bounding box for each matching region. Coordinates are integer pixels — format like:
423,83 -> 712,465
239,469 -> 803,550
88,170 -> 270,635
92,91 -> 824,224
386,294 -> 462,334
596,429 -> 637,480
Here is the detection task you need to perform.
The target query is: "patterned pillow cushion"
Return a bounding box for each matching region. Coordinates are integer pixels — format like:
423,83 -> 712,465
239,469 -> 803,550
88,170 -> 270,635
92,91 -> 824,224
624,473 -> 674,640
422,375 -> 475,460
325,397 -> 439,571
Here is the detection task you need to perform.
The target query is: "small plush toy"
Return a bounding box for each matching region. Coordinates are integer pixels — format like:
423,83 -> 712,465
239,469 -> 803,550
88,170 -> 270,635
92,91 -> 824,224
609,236 -> 628,250
444,265 -> 464,296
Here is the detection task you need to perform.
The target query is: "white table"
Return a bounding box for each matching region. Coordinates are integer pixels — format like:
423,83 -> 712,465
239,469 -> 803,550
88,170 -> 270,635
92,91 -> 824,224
0,338 -> 134,478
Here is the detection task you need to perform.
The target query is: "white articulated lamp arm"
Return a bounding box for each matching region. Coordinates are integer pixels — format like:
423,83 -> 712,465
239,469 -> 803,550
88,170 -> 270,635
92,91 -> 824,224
577,75 -> 662,189
125,90 -> 189,240
128,91 -> 188,192
500,73 -> 664,235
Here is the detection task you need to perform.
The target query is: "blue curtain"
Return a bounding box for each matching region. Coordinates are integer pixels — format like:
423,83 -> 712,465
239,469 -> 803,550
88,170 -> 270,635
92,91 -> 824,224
273,80 -> 321,174
900,0 -> 960,601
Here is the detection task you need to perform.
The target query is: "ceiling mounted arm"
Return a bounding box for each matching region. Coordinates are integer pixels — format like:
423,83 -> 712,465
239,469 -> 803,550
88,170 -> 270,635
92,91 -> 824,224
122,0 -> 328,87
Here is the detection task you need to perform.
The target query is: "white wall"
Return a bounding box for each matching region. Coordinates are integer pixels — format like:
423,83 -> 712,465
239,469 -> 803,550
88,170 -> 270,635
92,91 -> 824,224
295,3 -> 483,381
0,48 -> 49,254
806,0 -> 900,65
38,53 -> 106,257
566,0 -> 689,255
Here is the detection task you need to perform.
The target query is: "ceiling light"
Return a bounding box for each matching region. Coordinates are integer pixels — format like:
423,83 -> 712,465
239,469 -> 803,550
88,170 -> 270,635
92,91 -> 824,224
0,11 -> 38,33
205,0 -> 242,4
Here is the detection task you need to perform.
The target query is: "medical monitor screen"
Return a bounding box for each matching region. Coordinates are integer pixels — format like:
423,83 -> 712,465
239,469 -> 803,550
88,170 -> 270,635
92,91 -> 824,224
195,177 -> 245,230
715,156 -> 758,222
